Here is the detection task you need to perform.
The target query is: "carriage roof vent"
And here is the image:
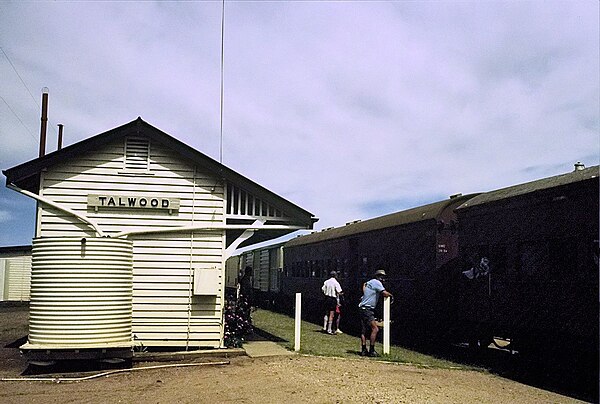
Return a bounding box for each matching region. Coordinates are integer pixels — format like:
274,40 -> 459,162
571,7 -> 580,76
573,161 -> 585,171
449,193 -> 462,199
345,220 -> 361,225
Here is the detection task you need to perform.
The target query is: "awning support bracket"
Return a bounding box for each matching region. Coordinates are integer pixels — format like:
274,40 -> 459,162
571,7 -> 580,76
224,219 -> 265,260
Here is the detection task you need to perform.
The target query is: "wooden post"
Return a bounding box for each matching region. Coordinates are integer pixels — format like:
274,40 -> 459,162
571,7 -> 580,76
383,295 -> 390,355
294,293 -> 301,352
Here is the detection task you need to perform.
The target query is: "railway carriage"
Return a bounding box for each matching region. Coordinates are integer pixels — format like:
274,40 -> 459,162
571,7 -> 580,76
229,243 -> 285,308
282,193 -> 477,341
454,165 -> 599,366
226,164 -> 598,379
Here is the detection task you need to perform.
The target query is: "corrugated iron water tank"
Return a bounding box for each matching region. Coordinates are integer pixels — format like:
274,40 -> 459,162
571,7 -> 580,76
28,237 -> 133,348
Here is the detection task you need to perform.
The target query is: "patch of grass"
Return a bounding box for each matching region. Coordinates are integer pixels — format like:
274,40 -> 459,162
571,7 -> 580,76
252,309 -> 477,370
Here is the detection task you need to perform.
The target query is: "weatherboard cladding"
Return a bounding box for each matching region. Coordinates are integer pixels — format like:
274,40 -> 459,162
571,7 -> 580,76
4,118 -> 317,349
36,136 -> 224,348
1,253 -> 31,301
4,118 -> 315,227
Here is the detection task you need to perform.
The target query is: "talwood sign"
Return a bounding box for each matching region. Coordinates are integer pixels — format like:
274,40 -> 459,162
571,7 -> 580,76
88,194 -> 180,214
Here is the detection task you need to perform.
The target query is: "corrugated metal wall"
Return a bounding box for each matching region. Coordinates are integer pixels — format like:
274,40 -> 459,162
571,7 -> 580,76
37,138 -> 225,348
268,246 -> 282,293
29,237 -> 133,347
258,249 -> 269,292
1,254 -> 32,301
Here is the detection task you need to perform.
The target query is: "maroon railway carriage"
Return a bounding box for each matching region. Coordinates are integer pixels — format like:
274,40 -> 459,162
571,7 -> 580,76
454,165 -> 598,371
281,193 -> 477,341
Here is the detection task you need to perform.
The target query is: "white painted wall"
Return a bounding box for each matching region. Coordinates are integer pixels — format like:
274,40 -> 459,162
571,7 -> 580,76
0,254 -> 32,302
0,260 -> 4,301
37,137 -> 225,348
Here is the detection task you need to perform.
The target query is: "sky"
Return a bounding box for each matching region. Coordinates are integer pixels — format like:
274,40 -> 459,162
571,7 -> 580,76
0,1 -> 598,248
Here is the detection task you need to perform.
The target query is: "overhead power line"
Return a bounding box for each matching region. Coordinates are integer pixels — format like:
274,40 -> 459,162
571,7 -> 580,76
0,94 -> 37,143
0,47 -> 39,109
0,46 -> 57,136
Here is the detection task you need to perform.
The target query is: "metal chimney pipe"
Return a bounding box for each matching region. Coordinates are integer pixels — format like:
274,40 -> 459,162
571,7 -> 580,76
57,124 -> 64,150
39,87 -> 49,158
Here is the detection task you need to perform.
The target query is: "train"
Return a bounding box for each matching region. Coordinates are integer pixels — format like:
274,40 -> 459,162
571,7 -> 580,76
226,164 -> 598,368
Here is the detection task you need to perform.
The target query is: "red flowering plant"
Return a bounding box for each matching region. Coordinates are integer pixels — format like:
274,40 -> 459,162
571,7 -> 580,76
223,295 -> 253,348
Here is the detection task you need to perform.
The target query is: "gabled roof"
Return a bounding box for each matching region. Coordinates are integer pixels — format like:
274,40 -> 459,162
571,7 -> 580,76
286,193 -> 476,247
457,165 -> 599,210
3,117 -> 316,231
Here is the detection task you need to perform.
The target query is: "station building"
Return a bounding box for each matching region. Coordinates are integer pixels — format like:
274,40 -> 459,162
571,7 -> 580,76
3,117 -> 316,356
0,245 -> 32,302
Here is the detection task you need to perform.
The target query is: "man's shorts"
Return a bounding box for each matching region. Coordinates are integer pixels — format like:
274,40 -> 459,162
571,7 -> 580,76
360,306 -> 376,334
324,296 -> 337,312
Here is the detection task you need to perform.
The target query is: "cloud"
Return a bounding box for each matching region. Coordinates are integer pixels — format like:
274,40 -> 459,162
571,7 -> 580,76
0,1 -> 598,246
0,210 -> 10,223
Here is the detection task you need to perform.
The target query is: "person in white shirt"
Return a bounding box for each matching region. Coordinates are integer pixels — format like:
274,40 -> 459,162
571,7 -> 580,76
322,271 -> 343,335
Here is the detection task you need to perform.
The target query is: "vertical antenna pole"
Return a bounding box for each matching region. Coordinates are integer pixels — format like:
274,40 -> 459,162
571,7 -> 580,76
219,0 -> 225,164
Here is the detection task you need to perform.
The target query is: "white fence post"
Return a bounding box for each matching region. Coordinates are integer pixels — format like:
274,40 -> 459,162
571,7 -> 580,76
383,295 -> 390,355
294,293 -> 301,352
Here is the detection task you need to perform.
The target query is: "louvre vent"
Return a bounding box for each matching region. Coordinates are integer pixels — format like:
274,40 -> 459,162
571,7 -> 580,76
226,183 -> 283,219
124,136 -> 150,171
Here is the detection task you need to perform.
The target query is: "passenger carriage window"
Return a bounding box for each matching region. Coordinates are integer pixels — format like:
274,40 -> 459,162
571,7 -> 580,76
343,258 -> 350,278
548,238 -> 577,277
591,239 -> 599,272
518,241 -> 548,278
489,245 -> 507,276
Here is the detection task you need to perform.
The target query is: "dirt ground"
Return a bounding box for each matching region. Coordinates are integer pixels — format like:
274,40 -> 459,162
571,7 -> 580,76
0,304 -> 588,404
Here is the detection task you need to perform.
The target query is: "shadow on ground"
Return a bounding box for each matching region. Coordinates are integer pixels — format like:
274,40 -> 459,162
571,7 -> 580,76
250,327 -> 288,343
407,342 -> 598,403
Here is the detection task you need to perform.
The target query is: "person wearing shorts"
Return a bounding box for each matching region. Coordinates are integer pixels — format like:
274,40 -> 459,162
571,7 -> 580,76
358,269 -> 393,357
322,271 -> 343,335
335,295 -> 343,334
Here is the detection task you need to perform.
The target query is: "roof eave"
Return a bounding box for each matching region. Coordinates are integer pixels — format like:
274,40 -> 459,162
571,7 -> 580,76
3,117 -> 317,225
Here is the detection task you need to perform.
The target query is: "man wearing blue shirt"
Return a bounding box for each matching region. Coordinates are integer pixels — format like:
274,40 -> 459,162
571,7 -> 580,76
358,269 -> 393,357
